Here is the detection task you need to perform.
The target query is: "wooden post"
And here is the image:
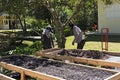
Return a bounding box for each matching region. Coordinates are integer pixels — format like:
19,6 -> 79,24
21,71 -> 25,80
0,67 -> 3,73
70,57 -> 74,63
101,28 -> 109,51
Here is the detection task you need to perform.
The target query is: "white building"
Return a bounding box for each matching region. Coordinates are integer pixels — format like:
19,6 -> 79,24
0,12 -> 21,30
98,0 -> 120,34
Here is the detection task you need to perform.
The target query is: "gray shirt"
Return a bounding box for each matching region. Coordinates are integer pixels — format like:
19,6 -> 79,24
73,25 -> 83,43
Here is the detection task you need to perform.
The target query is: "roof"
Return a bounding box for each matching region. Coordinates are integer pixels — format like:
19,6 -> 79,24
0,12 -> 9,16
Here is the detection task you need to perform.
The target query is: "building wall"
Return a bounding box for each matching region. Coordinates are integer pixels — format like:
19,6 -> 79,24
0,15 -> 9,29
98,0 -> 120,33
0,16 -> 4,29
0,14 -> 22,30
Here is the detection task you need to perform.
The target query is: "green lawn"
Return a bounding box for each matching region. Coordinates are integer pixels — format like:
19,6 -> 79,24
1,29 -> 120,53
65,35 -> 120,52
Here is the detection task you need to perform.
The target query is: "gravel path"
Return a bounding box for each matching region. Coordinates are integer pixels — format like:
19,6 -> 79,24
1,55 -> 116,80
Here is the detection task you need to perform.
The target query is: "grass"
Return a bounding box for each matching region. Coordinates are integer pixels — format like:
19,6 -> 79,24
65,35 -> 120,52
0,29 -> 23,33
22,40 -> 33,46
1,29 -> 120,53
65,36 -> 77,49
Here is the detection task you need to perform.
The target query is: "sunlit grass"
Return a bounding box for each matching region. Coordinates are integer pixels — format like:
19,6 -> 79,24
16,34 -> 120,53
65,36 -> 77,49
0,29 -> 22,32
22,40 -> 33,46
65,35 -> 120,52
108,42 -> 120,52
83,41 -> 102,51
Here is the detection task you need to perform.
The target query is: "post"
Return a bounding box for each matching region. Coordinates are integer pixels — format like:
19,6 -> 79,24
101,28 -> 109,51
0,67 -> 3,73
21,71 -> 25,80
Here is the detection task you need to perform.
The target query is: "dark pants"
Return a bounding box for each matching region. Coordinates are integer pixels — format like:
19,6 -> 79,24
77,40 -> 86,49
42,34 -> 54,50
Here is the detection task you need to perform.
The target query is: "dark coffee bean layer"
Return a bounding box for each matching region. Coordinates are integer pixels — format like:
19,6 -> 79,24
1,55 -> 116,80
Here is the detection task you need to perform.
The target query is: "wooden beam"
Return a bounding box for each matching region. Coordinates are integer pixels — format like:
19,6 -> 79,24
105,72 -> 120,80
35,48 -> 60,56
0,73 -> 16,80
68,49 -> 120,56
103,51 -> 120,56
0,62 -> 64,80
36,51 -> 120,68
72,57 -> 120,68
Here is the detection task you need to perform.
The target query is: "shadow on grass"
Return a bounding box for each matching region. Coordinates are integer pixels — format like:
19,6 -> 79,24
86,34 -> 120,43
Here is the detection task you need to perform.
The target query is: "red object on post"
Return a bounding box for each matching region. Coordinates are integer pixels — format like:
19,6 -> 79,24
92,24 -> 97,31
101,28 -> 109,51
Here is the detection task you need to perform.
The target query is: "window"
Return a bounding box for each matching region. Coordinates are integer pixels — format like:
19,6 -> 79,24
3,19 -> 8,25
6,16 -> 9,19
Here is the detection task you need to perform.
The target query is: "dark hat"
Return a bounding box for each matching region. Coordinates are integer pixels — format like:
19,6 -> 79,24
68,23 -> 74,29
46,25 -> 53,33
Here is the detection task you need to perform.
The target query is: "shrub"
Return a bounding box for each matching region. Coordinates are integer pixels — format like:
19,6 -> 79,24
30,41 -> 42,50
12,41 -> 42,55
13,47 -> 36,55
64,27 -> 73,37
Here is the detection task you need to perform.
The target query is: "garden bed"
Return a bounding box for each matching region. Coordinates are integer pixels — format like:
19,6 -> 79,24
0,73 -> 16,80
0,55 -> 120,80
57,49 -> 109,59
35,48 -> 109,59
35,48 -> 120,68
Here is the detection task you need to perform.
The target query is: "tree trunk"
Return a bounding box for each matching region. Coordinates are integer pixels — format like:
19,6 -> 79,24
53,18 -> 66,48
45,0 -> 83,48
45,2 -> 66,48
23,18 -> 27,34
17,15 -> 27,34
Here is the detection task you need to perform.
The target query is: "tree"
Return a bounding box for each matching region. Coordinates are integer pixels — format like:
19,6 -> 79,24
1,0 -> 29,33
73,0 -> 98,32
1,0 -> 43,34
43,0 -> 120,48
1,0 -> 119,48
41,0 -> 85,48
33,6 -> 52,24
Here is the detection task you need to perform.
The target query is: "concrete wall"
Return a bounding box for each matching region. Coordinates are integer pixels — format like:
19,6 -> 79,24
98,0 -> 120,33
